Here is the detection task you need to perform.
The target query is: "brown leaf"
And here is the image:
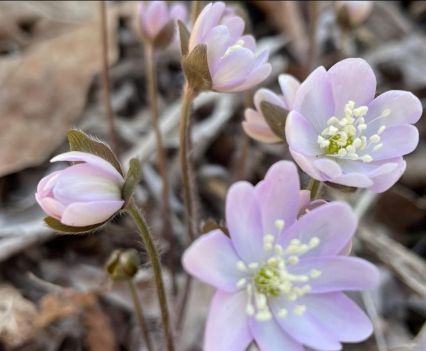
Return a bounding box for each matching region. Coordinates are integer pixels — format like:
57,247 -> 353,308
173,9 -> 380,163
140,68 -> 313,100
182,44 -> 212,92
0,17 -> 117,177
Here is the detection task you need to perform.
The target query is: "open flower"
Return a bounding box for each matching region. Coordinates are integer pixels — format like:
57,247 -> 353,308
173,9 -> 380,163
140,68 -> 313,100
286,58 -> 422,192
138,1 -> 187,47
36,151 -> 125,227
243,74 -> 300,143
185,1 -> 271,92
183,161 -> 378,351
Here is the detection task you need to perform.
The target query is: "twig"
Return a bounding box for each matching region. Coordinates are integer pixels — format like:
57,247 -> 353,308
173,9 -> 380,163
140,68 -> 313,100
99,0 -> 119,154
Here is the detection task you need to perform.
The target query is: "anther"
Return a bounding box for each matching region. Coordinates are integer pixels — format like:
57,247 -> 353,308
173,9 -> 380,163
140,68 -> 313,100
278,309 -> 288,318
293,305 -> 306,316
236,261 -> 247,271
275,219 -> 285,231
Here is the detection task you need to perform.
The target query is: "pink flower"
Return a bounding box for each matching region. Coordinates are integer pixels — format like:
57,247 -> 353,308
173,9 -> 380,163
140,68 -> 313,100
183,161 -> 378,351
286,58 -> 422,192
243,74 -> 300,143
188,2 -> 271,92
36,151 -> 125,227
138,1 -> 187,45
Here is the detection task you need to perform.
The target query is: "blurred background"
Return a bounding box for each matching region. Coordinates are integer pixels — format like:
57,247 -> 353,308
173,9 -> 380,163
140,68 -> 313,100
0,1 -> 425,350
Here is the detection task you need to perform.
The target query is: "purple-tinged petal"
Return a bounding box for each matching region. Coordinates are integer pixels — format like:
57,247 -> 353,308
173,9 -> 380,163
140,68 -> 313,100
371,124 -> 419,160
293,66 -> 334,131
189,2 -> 225,49
143,1 -> 169,39
278,74 -> 300,110
50,151 -> 124,184
170,3 -> 187,22
240,34 -> 256,52
37,197 -> 65,219
226,181 -> 263,263
332,172 -> 374,188
243,109 -> 281,143
286,111 -> 322,156
221,15 -> 245,41
36,171 -> 61,197
204,291 -> 252,351
290,256 -> 379,293
254,161 -> 300,234
366,90 -> 422,128
280,202 -> 356,257
313,158 -> 343,179
182,229 -> 243,292
369,158 -> 406,193
230,62 -> 271,92
270,298 -> 342,351
249,317 -> 303,351
289,149 -> 325,181
61,200 -> 124,226
327,58 -> 376,117
52,164 -> 122,205
301,293 -> 373,342
205,25 -> 232,73
254,88 -> 285,111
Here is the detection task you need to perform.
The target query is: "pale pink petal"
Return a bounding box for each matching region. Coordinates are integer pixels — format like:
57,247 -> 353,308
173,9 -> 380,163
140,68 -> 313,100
278,74 -> 300,109
182,229 -> 243,292
290,256 -> 379,293
369,158 -> 406,193
254,88 -> 285,111
242,109 -> 281,143
37,197 -> 65,219
332,172 -> 374,188
302,293 -> 373,342
293,66 -> 335,131
230,62 -> 271,92
144,1 -> 169,39
327,58 -> 376,117
366,90 -> 422,128
249,317 -> 303,351
36,171 -> 61,197
289,149 -> 325,181
221,15 -> 244,41
254,161 -> 300,233
270,298 -> 342,351
286,111 -> 322,156
61,200 -> 124,226
226,181 -> 263,263
51,151 -> 124,184
204,291 -> 252,351
170,3 -> 187,22
280,202 -> 356,257
313,159 -> 343,179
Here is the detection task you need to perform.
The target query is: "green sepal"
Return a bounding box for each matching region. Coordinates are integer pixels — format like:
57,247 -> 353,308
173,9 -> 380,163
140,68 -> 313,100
182,44 -> 212,92
67,129 -> 123,176
260,101 -> 287,141
122,158 -> 141,204
178,20 -> 190,56
44,216 -> 102,234
324,181 -> 358,193
105,249 -> 140,281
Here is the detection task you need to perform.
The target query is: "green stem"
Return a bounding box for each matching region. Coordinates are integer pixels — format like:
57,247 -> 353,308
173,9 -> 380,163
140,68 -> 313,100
145,44 -> 177,296
308,179 -> 322,200
127,280 -> 154,351
191,1 -> 203,25
127,202 -> 175,351
179,84 -> 197,242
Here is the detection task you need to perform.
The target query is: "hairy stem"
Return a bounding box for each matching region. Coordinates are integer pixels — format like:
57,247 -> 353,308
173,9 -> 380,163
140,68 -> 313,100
145,45 -> 177,295
127,202 -> 175,351
99,0 -> 119,154
127,280 -> 154,351
191,1 -> 203,25
179,84 -> 197,242
308,178 -> 322,200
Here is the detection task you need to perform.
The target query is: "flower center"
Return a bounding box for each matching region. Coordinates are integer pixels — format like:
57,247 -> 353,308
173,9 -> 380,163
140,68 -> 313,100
317,101 -> 389,163
235,220 -> 322,322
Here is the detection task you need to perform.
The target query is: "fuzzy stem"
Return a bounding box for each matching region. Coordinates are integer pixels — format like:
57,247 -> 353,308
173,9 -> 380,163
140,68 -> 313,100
145,44 -> 177,295
308,179 -> 322,200
127,202 -> 175,351
127,280 -> 154,351
99,0 -> 119,154
179,84 -> 197,242
191,1 -> 203,25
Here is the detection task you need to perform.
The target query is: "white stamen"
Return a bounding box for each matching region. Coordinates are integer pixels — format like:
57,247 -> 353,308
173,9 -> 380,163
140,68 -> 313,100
275,219 -> 285,231
310,269 -> 322,278
278,309 -> 288,318
236,261 -> 247,271
293,305 -> 306,316
237,278 -> 247,288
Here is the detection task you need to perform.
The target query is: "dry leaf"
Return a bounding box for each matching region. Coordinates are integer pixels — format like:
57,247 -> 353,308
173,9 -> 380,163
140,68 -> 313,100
0,13 -> 117,177
0,284 -> 38,348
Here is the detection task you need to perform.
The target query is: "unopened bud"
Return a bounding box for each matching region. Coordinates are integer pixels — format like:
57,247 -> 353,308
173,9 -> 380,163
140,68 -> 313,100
106,249 -> 140,281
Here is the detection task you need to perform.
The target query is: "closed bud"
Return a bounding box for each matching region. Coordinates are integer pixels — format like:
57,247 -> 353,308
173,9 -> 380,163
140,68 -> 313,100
336,1 -> 373,30
106,249 -> 140,281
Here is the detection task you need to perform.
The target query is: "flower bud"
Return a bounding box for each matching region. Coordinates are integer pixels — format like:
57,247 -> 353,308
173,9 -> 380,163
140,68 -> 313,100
180,2 -> 271,93
36,151 -> 125,228
106,249 -> 140,281
336,1 -> 373,29
137,1 -> 187,48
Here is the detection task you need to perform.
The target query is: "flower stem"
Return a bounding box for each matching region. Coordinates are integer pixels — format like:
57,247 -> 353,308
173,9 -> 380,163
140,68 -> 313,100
145,44 -> 177,295
191,1 -> 203,25
179,84 -> 197,242
127,280 -> 154,351
127,202 -> 175,351
308,179 -> 322,200
99,0 -> 119,154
